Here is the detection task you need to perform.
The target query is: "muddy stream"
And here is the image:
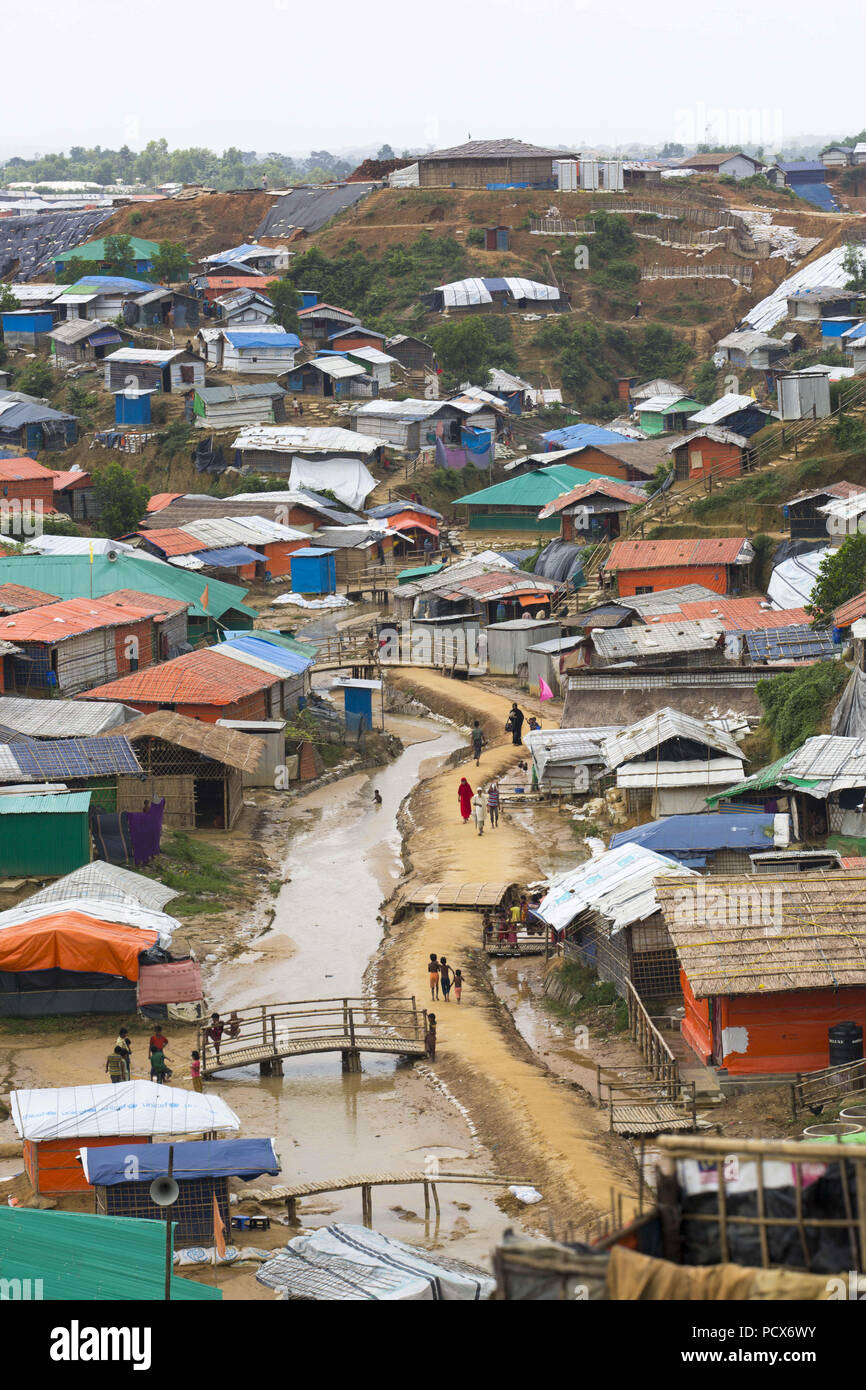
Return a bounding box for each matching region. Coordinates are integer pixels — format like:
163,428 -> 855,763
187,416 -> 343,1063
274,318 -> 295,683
205,716 -> 530,1265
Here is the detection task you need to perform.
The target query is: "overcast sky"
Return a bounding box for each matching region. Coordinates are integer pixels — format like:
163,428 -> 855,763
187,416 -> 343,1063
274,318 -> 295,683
6,0 -> 866,155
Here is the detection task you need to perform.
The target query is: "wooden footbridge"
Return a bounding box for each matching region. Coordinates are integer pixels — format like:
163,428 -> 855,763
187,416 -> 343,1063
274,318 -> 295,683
198,997 -> 431,1078
242,1171 -> 534,1227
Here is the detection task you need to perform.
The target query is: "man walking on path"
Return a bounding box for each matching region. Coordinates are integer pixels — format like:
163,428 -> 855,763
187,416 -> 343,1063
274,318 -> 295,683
486,778 -> 500,829
506,702 -> 524,746
470,720 -> 484,765
472,786 -> 486,836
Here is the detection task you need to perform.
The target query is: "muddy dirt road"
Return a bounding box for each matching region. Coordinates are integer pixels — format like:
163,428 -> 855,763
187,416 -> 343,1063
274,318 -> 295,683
383,671 -> 638,1236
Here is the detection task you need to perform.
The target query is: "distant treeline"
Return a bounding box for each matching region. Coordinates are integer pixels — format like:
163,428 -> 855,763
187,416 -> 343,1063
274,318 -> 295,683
0,140 -> 358,191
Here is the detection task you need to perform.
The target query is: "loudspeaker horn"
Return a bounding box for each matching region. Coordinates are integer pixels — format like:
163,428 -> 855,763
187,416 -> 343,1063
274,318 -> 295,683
149,1175 -> 180,1207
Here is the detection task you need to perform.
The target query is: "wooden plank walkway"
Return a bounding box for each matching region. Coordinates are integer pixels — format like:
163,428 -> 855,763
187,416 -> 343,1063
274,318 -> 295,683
237,1170 -> 533,1227
610,1105 -> 698,1136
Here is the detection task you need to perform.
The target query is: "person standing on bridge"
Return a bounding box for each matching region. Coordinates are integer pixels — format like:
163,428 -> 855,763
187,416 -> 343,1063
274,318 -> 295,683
207,1013 -> 224,1063
458,776 -> 473,823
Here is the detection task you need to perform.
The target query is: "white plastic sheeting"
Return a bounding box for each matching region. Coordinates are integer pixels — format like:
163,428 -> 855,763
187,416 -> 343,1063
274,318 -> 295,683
256,1224 -> 494,1300
766,547 -> 829,608
10,1080 -> 240,1140
0,898 -> 180,949
439,278 -> 493,308
744,247 -> 853,334
288,457 -> 377,510
536,844 -> 698,935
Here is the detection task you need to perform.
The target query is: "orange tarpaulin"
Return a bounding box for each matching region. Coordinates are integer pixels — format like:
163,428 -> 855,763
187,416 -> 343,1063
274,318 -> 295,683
0,913 -> 158,981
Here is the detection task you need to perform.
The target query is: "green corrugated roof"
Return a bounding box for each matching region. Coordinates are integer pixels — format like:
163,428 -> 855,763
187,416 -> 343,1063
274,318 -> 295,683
0,554 -> 253,621
398,562 -> 445,583
454,464 -> 609,508
705,751 -> 820,806
0,1206 -> 220,1301
0,792 -> 91,815
55,236 -> 161,264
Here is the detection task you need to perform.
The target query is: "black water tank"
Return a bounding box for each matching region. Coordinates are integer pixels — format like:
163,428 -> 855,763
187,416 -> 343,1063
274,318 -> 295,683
829,1021 -> 864,1066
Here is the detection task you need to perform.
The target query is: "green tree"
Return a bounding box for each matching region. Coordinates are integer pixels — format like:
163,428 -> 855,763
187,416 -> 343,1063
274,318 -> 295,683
843,243 -> 866,293
65,381 -> 98,428
102,234 -> 137,277
806,531 -> 866,623
0,285 -> 20,311
638,324 -> 693,379
92,461 -> 150,537
692,359 -> 719,405
377,144 -> 395,161
14,360 -> 55,397
268,278 -> 301,332
151,241 -> 190,283
757,661 -> 849,754
57,257 -> 101,285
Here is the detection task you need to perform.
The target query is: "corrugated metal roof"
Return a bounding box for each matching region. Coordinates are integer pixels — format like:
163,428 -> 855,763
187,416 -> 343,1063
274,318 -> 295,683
216,635 -> 314,678
605,537 -> 752,571
536,844 -> 698,935
603,707 -> 742,769
525,726 -> 618,778
81,647 -> 280,706
538,477 -> 645,519
615,584 -> 721,615
195,383 -> 285,405
0,791 -> 91,815
592,619 -> 724,660
667,425 -> 752,450
455,464 -> 608,509
834,587 -> 866,627
424,138 -> 575,160
0,694 -> 136,737
0,595 -> 157,643
0,553 -> 252,621
307,356 -> 367,379
637,393 -> 696,413
744,626 -> 838,660
687,393 -> 767,425
194,545 -> 263,567
0,584 -> 59,613
649,598 -> 811,631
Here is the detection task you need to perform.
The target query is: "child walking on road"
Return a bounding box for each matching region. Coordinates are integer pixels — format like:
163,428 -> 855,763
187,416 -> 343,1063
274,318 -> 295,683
453,969 -> 463,1004
428,953 -> 440,1001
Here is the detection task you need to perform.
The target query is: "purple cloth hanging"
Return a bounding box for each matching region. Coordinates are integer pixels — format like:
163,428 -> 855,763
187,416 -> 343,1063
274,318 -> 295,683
125,798 -> 165,866
435,437 -> 468,469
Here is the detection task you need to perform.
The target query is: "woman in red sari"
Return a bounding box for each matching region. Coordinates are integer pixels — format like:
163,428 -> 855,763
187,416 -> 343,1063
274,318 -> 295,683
457,776 -> 473,823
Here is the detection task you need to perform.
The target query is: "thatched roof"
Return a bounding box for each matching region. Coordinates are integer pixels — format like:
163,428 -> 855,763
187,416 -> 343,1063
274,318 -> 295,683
656,872 -> 866,997
107,711 -> 266,773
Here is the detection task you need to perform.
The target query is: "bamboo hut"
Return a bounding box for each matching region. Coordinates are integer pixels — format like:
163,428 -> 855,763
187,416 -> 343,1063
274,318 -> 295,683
108,712 -> 266,830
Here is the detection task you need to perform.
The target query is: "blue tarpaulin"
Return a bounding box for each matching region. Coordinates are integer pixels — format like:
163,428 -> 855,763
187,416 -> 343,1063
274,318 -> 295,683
610,811 -> 775,866
543,423 -> 634,450
220,633 -> 314,675
81,1138 -> 280,1186
194,545 -> 263,568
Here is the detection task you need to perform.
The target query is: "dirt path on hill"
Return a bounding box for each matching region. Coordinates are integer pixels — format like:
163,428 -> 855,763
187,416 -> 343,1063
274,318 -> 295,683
380,669 -> 638,1237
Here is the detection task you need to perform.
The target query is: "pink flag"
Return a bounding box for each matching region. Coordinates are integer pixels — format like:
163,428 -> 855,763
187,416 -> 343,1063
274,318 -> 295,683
538,678 -> 554,701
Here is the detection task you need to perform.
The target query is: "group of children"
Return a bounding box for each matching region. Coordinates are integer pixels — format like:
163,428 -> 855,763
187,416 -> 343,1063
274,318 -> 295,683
482,895 -> 546,955
102,1010 -> 244,1092
428,953 -> 463,1004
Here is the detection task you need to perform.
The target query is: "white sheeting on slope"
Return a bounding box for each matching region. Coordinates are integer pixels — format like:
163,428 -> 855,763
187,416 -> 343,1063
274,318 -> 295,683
766,547 -> 829,608
744,247 -> 853,334
288,457 -> 377,511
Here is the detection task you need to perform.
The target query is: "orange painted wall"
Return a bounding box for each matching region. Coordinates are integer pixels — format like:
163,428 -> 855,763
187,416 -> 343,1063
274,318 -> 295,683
616,563 -> 728,597
262,540 -> 306,577
114,619 -> 154,674
123,692 -> 270,724
681,971 -> 713,1063
685,439 -> 743,481
25,1134 -> 141,1194
563,447 -> 631,481
719,987 -> 866,1075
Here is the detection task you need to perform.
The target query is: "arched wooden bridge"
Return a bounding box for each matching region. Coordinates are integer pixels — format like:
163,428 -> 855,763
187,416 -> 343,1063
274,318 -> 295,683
198,997 -> 431,1078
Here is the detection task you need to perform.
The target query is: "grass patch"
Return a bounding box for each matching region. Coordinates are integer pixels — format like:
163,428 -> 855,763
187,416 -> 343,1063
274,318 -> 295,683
149,831 -> 240,915
544,960 -> 629,1032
